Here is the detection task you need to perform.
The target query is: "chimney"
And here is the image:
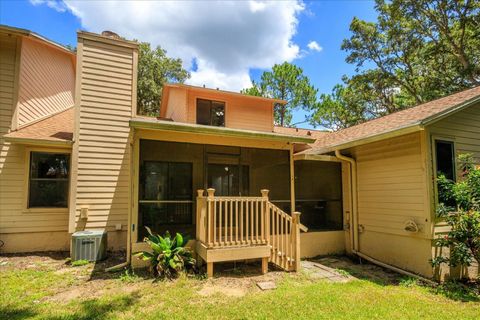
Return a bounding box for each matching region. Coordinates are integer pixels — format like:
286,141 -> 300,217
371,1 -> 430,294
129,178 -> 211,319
69,31 -> 138,241
101,30 -> 121,40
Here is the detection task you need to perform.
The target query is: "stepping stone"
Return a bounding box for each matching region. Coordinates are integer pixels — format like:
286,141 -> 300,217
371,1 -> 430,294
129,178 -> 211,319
256,281 -> 276,290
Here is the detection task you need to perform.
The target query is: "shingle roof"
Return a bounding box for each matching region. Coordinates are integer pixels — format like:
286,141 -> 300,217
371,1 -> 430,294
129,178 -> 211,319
306,85 -> 480,154
273,126 -> 329,139
4,108 -> 74,145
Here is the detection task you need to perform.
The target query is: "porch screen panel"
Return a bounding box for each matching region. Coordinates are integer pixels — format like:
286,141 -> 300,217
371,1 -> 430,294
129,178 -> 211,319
139,161 -> 193,240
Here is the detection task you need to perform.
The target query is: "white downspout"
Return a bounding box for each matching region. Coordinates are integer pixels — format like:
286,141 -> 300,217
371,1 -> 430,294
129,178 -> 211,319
334,150 -> 437,285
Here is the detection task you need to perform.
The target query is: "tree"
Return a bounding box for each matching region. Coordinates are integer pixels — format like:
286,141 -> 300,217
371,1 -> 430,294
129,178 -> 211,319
242,62 -> 317,126
310,0 -> 480,130
137,42 -> 190,116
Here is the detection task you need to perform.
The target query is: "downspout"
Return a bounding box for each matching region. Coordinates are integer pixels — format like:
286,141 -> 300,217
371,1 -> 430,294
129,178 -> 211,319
334,150 -> 358,252
334,150 -> 436,285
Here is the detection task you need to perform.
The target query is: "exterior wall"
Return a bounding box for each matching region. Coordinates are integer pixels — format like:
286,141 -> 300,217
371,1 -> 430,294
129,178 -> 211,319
69,33 -> 138,250
351,132 -> 434,277
164,87 -> 274,132
0,32 -> 73,253
428,103 -> 480,280
300,231 -> 345,257
164,87 -> 188,122
428,102 -> 480,162
16,37 -> 75,128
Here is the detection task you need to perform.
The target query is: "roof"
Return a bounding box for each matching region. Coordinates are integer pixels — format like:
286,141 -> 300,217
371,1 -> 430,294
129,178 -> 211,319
3,108 -> 74,147
306,85 -> 480,154
274,126 -> 329,139
130,117 -> 316,144
0,24 -> 75,56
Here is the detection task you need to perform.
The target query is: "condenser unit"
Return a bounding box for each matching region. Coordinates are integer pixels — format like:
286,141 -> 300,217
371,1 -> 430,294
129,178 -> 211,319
71,230 -> 107,261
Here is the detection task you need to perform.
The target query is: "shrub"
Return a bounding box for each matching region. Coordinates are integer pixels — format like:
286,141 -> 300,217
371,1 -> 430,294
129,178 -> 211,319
134,227 -> 196,278
432,154 -> 480,268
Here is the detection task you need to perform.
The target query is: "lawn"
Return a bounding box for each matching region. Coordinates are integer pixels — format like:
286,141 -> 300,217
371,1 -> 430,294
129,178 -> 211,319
0,253 -> 478,320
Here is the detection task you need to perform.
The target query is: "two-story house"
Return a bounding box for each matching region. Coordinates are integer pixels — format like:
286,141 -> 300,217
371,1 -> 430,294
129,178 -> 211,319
1,26 -> 479,280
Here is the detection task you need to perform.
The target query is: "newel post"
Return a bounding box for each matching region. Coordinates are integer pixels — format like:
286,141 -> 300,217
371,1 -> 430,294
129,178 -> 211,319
196,190 -> 205,242
292,211 -> 301,271
261,189 -> 269,244
206,188 -> 215,247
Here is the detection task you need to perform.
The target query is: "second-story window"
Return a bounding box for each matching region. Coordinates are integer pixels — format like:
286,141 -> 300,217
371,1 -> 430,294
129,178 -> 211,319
196,99 -> 225,126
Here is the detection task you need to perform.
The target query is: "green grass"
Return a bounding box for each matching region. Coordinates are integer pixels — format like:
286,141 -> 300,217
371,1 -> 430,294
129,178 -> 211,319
0,265 -> 478,320
71,259 -> 90,267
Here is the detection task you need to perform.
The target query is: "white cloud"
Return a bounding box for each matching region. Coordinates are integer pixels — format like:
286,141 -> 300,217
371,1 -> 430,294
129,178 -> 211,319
37,0 -> 305,92
307,40 -> 322,52
30,0 -> 67,12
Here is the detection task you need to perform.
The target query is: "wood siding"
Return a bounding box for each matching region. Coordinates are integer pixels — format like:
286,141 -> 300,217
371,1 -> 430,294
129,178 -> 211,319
164,87 -> 188,122
429,103 -> 480,279
429,102 -> 480,163
0,33 -> 22,236
0,33 -> 70,251
16,37 -> 75,128
351,132 -> 433,276
163,87 -> 274,132
69,33 -> 137,249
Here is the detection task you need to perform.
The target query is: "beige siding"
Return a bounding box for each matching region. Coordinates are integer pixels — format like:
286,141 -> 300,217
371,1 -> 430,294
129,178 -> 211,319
16,37 -> 75,128
0,33 -> 70,252
165,87 -> 187,122
70,33 -> 137,250
351,132 -> 433,276
428,103 -> 480,279
0,33 -> 21,239
429,102 -> 480,163
186,90 -> 274,132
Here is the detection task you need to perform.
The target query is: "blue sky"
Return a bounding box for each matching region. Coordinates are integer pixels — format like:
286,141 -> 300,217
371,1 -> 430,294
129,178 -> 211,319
0,0 -> 378,128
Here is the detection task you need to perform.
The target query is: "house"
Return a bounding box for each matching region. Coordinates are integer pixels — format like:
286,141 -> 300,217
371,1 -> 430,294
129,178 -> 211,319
0,26 -> 478,279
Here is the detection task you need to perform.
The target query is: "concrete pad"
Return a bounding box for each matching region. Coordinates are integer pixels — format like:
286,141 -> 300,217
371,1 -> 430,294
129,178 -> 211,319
256,281 -> 277,290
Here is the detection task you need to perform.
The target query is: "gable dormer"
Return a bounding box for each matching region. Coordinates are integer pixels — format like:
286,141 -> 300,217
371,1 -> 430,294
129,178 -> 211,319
159,84 -> 285,132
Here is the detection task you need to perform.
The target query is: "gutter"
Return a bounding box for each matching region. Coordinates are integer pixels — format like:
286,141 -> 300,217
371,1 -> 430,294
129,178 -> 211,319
3,136 -> 73,147
130,118 -> 316,144
334,150 -> 437,285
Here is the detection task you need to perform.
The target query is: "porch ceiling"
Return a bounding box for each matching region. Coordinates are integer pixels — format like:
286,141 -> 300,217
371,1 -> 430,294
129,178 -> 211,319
130,117 -> 316,144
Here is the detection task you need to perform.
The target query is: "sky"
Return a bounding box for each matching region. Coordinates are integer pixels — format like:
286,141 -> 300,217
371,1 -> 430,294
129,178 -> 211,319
0,0 -> 378,128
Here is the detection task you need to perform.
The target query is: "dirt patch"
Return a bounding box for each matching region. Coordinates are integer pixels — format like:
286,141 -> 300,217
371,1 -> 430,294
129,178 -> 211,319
197,261 -> 287,297
306,256 -> 402,284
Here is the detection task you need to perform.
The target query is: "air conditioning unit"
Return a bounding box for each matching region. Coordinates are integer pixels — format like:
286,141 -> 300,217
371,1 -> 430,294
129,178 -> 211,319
71,230 -> 107,262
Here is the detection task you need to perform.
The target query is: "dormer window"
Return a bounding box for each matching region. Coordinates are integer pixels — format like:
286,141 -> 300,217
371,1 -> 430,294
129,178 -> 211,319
196,99 -> 225,127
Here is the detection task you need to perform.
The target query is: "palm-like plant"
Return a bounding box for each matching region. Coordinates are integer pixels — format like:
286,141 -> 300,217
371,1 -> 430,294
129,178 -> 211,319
134,227 -> 196,278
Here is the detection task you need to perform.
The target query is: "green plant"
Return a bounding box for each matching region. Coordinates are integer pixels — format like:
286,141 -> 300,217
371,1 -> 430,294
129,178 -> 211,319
432,154 -> 480,268
134,227 -> 196,278
399,276 -> 418,287
71,259 -> 89,267
119,268 -> 140,283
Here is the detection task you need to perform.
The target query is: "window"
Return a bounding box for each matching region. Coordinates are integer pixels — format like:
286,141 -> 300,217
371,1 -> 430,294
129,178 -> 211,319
435,140 -> 455,181
138,161 -> 193,240
196,99 -> 225,126
28,152 -> 70,208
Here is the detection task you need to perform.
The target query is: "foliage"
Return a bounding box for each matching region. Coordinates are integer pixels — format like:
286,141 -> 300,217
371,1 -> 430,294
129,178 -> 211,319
137,42 -> 190,116
242,62 -> 317,126
432,154 -> 480,268
71,259 -> 89,267
134,227 -> 195,278
311,0 -> 480,130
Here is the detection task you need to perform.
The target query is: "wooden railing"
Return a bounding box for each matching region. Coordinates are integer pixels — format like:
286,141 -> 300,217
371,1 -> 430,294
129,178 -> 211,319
196,188 -> 301,271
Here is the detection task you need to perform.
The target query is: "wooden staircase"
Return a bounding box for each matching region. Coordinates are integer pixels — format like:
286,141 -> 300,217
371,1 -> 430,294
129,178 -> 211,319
195,189 -> 301,277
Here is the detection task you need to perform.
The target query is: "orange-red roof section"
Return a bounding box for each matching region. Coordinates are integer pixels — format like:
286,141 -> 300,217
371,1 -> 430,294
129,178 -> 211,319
4,108 -> 74,143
